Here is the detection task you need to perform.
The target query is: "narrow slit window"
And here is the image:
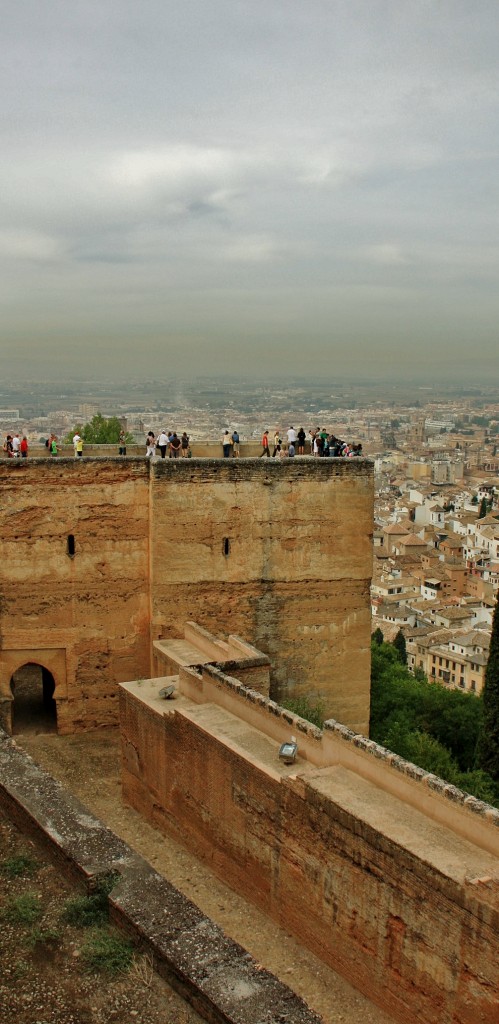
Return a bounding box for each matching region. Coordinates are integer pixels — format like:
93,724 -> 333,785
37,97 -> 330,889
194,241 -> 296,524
67,534 -> 75,557
223,537 -> 230,556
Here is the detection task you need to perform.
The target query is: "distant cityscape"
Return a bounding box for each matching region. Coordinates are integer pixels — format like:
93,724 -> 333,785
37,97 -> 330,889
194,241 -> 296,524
1,375 -> 498,444
2,376 -> 499,700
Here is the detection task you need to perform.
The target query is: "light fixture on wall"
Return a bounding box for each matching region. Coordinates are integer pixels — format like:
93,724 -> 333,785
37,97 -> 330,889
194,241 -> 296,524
159,684 -> 176,700
279,737 -> 298,764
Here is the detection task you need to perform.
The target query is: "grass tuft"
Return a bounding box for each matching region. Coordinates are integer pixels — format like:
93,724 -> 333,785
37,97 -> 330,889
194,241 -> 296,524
1,852 -> 38,878
61,892 -> 108,928
2,893 -> 43,925
80,929 -> 134,975
26,925 -> 61,949
61,872 -> 119,927
281,696 -> 326,729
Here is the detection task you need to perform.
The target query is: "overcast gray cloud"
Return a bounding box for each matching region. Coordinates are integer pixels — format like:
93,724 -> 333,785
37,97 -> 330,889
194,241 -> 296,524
1,0 -> 498,380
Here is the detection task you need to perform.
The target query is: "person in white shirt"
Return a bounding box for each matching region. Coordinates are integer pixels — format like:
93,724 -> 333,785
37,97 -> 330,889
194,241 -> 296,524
72,432 -> 81,458
11,434 -> 21,457
157,430 -> 168,459
286,427 -> 296,446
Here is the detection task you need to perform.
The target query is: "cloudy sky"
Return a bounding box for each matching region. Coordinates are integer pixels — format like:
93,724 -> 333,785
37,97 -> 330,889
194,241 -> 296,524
1,0 -> 498,381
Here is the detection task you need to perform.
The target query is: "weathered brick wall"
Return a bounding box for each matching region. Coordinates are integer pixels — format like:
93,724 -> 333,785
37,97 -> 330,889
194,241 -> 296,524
0,459 -> 151,732
0,456 -> 373,732
150,459 -> 373,731
120,683 -> 499,1024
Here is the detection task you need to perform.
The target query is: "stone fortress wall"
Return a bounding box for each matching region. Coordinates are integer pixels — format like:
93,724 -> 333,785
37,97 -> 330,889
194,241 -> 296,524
120,661 -> 499,1024
0,456 -> 373,734
2,454 -> 498,1024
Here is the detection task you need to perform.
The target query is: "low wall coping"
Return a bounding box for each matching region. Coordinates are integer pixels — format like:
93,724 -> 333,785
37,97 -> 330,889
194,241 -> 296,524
184,664 -> 499,835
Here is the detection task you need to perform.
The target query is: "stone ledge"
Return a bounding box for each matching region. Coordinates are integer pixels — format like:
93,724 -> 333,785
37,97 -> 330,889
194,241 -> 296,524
200,664 -> 322,738
177,665 -> 499,832
324,719 -> 499,826
0,729 -> 322,1024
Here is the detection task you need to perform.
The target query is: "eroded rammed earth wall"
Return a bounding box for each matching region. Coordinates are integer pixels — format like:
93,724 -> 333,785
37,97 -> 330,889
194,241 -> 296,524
150,458 -> 373,731
0,457 -> 373,732
120,672 -> 499,1024
0,459 -> 151,732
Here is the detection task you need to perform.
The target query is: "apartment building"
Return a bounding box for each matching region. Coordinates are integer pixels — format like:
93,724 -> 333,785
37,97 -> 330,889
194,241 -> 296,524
407,629 -> 490,694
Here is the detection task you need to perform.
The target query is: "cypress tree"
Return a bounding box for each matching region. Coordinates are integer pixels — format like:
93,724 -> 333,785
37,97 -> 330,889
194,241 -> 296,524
477,592 -> 499,782
393,629 -> 407,665
372,627 -> 384,646
478,497 -> 487,519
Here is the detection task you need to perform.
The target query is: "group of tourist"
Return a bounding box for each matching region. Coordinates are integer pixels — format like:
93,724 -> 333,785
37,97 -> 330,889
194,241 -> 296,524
144,430 -> 191,459
222,429 -> 240,457
257,427 -> 363,458
2,433 -> 29,457
3,425 -> 362,460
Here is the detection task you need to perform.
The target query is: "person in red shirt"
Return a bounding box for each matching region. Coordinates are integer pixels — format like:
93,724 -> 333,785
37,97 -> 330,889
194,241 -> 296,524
260,430 -> 270,457
20,436 -> 28,458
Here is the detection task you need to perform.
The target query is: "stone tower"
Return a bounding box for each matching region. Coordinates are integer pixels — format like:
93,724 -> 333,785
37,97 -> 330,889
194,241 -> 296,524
0,456 -> 373,734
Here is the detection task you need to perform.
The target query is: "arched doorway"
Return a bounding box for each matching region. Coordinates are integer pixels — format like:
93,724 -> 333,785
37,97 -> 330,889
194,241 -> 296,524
10,663 -> 58,734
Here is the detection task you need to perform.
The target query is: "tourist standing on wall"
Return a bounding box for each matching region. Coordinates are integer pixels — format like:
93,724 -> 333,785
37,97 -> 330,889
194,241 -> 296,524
118,429 -> 127,456
20,436 -> 28,458
169,432 -> 181,458
75,436 -> 84,457
3,435 -> 13,457
272,430 -> 280,457
297,427 -> 306,455
72,431 -> 81,457
286,426 -> 296,448
146,431 -> 156,458
181,432 -> 190,457
50,436 -> 60,456
157,429 -> 168,459
231,429 -> 240,457
260,430 -> 270,457
222,431 -> 232,458
11,434 -> 21,457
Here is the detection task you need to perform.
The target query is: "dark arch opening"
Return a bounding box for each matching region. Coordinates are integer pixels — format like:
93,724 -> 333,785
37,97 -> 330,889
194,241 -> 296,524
10,664 -> 57,735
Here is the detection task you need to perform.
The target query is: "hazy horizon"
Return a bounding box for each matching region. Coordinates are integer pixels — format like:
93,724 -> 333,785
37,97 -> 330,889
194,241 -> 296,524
1,1 -> 499,384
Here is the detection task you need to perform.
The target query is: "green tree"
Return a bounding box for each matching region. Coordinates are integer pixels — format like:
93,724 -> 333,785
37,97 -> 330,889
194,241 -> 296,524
477,593 -> 499,783
372,627 -> 384,646
392,629 -> 407,665
65,414 -> 132,446
370,640 -> 496,803
478,497 -> 488,519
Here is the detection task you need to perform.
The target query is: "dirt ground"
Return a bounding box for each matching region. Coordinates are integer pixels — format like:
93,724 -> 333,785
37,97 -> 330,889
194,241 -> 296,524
12,727 -> 397,1024
0,805 -> 203,1024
